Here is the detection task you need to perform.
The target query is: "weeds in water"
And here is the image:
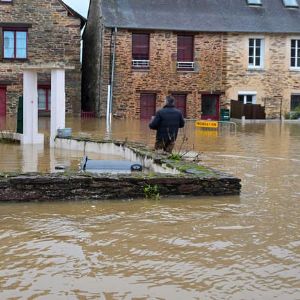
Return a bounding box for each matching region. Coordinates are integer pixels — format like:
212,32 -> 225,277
143,184 -> 160,200
168,153 -> 182,161
168,135 -> 201,162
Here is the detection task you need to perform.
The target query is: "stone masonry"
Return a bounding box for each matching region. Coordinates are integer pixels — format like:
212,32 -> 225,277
98,28 -> 226,119
0,0 -> 83,115
224,33 -> 300,119
97,29 -> 300,119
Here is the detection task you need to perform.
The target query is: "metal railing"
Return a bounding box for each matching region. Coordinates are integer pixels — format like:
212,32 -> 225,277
218,121 -> 237,133
177,61 -> 194,70
132,60 -> 150,68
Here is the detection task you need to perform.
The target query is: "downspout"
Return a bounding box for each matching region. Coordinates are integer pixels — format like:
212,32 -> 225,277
107,27 -> 117,127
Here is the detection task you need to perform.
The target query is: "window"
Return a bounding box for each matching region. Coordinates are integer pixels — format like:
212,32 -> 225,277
3,29 -> 27,59
238,93 -> 257,104
283,0 -> 299,7
248,38 -> 264,68
247,0 -> 262,6
38,87 -> 51,111
177,35 -> 194,71
291,39 -> 300,68
132,33 -> 150,69
291,95 -> 300,110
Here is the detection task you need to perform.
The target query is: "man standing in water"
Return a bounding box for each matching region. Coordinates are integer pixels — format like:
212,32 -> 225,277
149,96 -> 185,153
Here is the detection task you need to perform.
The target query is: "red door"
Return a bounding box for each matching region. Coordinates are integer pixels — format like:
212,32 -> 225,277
0,88 -> 6,117
201,94 -> 220,120
140,93 -> 156,119
172,94 -> 187,117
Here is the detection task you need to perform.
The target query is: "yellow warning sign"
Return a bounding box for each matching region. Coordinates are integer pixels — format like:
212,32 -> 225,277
195,120 -> 219,129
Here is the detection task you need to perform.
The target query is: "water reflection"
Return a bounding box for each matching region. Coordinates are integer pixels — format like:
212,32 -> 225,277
0,117 -> 300,299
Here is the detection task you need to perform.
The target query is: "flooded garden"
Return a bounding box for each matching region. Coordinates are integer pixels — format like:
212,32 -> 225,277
0,117 -> 299,299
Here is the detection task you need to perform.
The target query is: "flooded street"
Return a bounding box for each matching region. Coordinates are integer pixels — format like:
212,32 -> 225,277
0,118 -> 300,299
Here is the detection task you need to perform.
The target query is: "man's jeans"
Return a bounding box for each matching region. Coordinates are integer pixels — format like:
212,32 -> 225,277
155,140 -> 175,153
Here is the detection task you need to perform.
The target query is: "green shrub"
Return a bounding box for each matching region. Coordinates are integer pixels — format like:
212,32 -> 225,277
168,153 -> 182,161
143,184 -> 160,200
286,106 -> 300,119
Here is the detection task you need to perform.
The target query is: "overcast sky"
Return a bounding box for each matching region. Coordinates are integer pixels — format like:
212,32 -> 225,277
63,0 -> 90,17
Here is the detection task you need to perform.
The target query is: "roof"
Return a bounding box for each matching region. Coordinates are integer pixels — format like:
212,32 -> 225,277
59,0 -> 87,29
101,0 -> 300,33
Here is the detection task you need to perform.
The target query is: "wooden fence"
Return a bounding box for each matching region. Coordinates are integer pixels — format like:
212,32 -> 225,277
230,100 -> 266,120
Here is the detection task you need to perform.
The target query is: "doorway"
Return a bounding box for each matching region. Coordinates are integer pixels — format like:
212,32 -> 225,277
140,93 -> 156,119
201,94 -> 219,120
0,87 -> 6,117
172,94 -> 187,118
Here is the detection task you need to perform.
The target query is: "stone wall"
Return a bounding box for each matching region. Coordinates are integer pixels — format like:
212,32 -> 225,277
224,33 -> 300,119
87,25 -> 300,120
0,136 -> 242,201
98,29 -> 226,119
0,173 -> 241,201
0,0 -> 82,115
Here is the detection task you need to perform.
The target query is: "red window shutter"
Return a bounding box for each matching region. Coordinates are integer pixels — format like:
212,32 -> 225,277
177,35 -> 194,61
132,33 -> 149,60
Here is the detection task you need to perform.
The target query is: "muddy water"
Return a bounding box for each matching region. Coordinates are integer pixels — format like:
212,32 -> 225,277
0,118 -> 300,299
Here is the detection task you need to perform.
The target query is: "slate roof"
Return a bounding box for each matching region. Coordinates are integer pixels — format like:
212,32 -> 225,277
101,0 -> 300,33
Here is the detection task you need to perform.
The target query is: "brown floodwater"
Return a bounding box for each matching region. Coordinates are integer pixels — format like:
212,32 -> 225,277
0,117 -> 300,299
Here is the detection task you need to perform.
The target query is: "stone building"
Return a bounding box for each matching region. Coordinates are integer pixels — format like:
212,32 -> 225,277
82,0 -> 300,120
0,0 -> 85,117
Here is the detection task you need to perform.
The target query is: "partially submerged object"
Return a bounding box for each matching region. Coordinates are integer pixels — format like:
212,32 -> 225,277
81,156 -> 143,174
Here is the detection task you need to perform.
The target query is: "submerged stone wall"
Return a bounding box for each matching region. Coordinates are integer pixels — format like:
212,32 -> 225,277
0,173 -> 241,201
0,137 -> 241,201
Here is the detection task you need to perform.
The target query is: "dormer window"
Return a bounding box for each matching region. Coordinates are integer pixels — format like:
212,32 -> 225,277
247,0 -> 262,6
283,0 -> 299,7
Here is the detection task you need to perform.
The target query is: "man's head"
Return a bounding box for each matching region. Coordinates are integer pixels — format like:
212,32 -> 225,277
165,96 -> 175,106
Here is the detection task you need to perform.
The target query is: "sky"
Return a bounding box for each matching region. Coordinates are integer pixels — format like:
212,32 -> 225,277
63,0 -> 90,18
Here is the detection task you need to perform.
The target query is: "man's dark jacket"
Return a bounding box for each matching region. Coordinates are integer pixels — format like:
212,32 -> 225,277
149,104 -> 185,141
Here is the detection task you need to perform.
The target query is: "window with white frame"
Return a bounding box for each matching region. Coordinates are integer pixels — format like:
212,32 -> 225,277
248,38 -> 264,68
283,0 -> 299,8
247,0 -> 262,6
291,39 -> 300,68
238,92 -> 257,104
